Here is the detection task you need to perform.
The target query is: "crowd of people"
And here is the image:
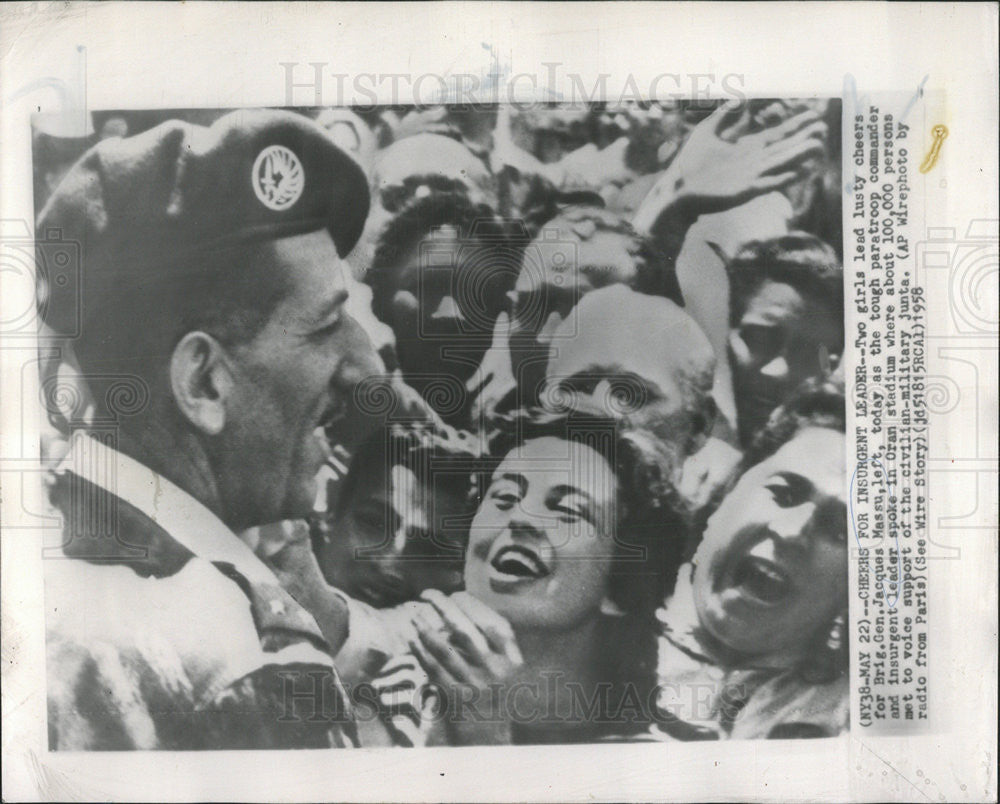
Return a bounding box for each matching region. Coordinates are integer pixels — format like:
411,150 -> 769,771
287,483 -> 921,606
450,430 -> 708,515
34,98 -> 848,749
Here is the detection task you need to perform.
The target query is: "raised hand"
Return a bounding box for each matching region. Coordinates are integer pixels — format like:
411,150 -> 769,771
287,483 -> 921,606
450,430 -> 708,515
634,101 -> 827,233
679,436 -> 744,515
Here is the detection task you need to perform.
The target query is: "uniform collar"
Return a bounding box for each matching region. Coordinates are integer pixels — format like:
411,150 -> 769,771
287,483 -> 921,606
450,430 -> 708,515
56,431 -> 277,588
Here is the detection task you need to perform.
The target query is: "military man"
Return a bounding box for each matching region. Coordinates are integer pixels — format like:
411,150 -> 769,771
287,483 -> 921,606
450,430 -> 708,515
39,109 -> 384,749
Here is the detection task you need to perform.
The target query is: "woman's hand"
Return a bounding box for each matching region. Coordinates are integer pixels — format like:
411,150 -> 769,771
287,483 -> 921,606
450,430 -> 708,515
409,590 -> 523,744
633,101 -> 827,233
679,436 -> 744,515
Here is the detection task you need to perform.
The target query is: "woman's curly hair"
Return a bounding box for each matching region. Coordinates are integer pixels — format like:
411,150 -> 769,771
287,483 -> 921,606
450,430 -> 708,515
482,407 -> 688,619
482,407 -> 690,733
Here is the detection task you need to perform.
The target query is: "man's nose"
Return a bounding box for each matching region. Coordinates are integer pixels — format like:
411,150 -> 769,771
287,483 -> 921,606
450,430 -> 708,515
333,313 -> 385,389
759,354 -> 790,380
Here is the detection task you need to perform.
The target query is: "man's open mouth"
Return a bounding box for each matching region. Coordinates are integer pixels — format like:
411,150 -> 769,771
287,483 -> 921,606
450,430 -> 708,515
490,544 -> 550,580
731,555 -> 792,605
317,398 -> 347,431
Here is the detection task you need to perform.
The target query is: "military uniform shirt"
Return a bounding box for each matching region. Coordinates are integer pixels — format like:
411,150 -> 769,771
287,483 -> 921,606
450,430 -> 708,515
44,432 -> 358,750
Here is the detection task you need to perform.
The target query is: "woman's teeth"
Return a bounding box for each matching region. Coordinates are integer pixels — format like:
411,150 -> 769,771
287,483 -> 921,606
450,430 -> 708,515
732,555 -> 791,604
491,545 -> 549,579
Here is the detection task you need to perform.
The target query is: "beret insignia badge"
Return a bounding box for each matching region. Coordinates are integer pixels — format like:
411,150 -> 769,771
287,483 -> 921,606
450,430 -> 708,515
252,144 -> 305,210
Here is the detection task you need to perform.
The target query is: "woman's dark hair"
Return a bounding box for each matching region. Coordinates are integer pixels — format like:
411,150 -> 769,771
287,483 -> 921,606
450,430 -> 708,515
484,408 -> 689,734
311,423 -> 484,561
366,191 -> 523,325
742,371 -> 847,472
726,231 -> 843,329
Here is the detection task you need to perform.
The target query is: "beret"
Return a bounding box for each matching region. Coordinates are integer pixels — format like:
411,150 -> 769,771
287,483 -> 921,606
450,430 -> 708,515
37,109 -> 369,334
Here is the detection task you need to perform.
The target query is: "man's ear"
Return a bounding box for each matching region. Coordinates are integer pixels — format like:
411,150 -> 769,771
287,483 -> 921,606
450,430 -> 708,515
169,331 -> 234,436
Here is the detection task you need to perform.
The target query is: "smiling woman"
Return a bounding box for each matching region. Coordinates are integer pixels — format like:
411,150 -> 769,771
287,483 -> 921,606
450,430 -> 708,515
406,410 -> 689,744
653,373 -> 849,740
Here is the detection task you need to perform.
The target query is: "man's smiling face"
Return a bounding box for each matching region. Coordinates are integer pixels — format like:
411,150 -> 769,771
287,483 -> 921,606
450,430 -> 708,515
218,231 -> 382,526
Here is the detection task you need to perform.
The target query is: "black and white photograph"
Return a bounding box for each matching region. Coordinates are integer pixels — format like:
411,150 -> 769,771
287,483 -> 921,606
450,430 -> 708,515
32,98 -> 848,749
2,3 -> 996,802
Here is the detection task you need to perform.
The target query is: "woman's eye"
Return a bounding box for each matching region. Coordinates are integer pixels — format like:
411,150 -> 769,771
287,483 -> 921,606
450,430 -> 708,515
765,482 -> 794,506
490,491 -> 519,510
554,505 -> 586,524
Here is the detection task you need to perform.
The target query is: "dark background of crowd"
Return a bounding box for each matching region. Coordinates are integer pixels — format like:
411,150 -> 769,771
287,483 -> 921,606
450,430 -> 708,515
34,100 -> 843,259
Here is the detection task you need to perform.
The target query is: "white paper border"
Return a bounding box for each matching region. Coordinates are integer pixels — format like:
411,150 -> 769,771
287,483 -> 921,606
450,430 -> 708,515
2,3 -> 997,801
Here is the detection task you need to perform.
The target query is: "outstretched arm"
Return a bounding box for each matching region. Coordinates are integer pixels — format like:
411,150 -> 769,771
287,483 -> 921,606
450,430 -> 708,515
632,101 -> 826,237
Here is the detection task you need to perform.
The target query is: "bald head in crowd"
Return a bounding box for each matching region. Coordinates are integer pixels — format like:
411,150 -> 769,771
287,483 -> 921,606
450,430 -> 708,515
506,206 -> 681,406
348,133 -> 496,278
543,285 -> 716,469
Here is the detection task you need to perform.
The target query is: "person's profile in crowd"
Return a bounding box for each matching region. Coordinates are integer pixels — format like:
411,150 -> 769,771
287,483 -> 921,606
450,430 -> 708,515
725,232 -> 843,446
542,284 -> 716,482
